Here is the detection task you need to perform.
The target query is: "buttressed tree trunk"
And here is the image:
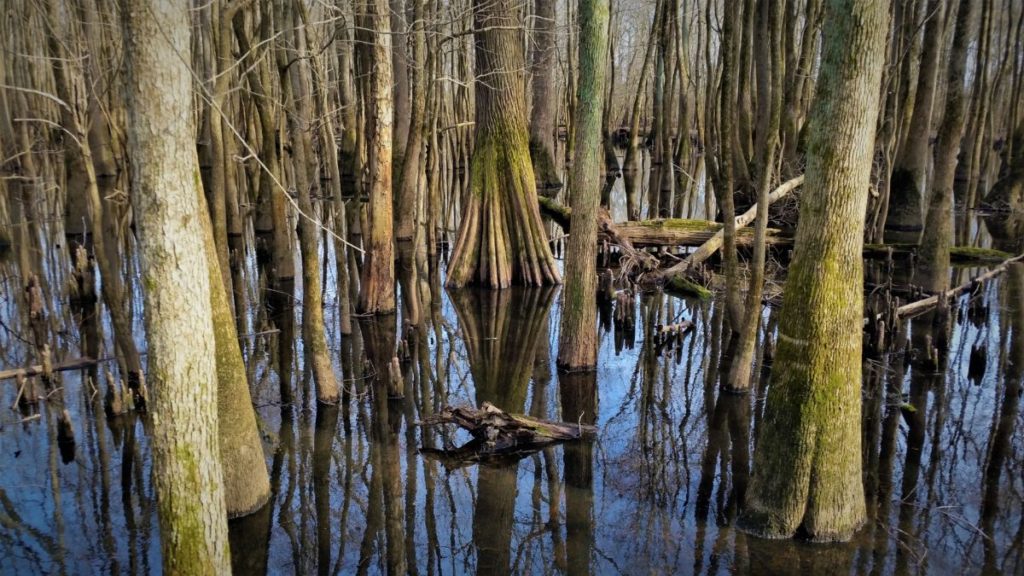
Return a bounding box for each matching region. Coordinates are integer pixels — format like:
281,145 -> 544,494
446,0 -> 561,288
557,0 -> 609,369
739,0 -> 888,542
357,0 -> 397,314
529,0 -> 563,193
121,1 -> 231,572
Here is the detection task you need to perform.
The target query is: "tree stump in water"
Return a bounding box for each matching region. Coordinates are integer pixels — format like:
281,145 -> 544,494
417,402 -> 597,468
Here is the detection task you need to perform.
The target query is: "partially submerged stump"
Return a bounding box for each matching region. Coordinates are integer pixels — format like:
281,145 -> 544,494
417,402 -> 597,467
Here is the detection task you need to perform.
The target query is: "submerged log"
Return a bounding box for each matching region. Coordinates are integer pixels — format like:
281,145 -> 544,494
417,402 -> 597,466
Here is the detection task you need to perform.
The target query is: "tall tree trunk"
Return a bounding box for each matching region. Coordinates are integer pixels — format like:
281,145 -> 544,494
889,0 -> 946,234
919,0 -> 976,292
739,0 -> 888,542
396,0 -> 427,240
357,0 -> 397,313
122,1 -> 231,572
446,0 -> 561,288
716,0 -> 743,332
557,0 -> 609,369
196,185 -> 270,518
726,0 -> 783,392
530,0 -> 563,193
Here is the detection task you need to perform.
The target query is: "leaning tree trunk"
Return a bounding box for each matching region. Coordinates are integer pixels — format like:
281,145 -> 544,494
557,0 -> 609,369
919,0 -> 976,293
739,0 -> 888,542
122,1 -> 231,572
446,0 -> 561,288
356,0 -> 397,313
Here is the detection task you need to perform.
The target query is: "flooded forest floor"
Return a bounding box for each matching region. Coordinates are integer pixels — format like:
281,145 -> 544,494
1,173 -> 1023,575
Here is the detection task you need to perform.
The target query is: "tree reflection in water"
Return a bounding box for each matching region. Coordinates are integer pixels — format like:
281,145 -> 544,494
1,227 -> 1022,574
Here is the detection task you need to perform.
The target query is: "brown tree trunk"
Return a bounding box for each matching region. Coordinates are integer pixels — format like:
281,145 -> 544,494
889,0 -> 946,233
446,0 -> 561,289
356,0 -> 397,313
919,0 -> 977,292
530,0 -> 563,193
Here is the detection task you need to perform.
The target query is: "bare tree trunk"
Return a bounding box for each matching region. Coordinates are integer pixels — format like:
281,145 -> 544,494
889,0 -> 946,233
122,1 -> 230,571
726,0 -> 783,392
557,0 -> 609,369
530,0 -> 563,193
446,0 -> 561,288
356,0 -> 397,313
919,0 -> 977,292
740,0 -> 888,542
396,0 -> 427,240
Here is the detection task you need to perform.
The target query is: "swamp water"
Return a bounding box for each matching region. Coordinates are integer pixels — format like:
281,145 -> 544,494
0,192 -> 1022,575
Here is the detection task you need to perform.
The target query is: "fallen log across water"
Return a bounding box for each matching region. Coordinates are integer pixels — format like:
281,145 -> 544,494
417,402 -> 597,467
889,252 -> 1024,320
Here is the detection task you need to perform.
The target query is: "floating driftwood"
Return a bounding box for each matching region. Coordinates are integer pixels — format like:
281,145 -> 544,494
417,402 -> 596,467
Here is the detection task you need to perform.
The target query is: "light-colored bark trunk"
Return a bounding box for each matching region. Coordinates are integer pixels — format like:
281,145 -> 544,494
122,0 -> 231,571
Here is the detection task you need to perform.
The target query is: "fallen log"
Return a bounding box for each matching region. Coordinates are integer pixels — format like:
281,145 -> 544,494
0,357 -> 98,382
417,402 -> 596,466
648,175 -> 804,283
892,253 -> 1024,320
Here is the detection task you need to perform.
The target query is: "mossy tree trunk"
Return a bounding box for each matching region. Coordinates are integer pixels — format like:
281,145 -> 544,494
919,0 -> 976,292
446,0 -> 561,289
888,0 -> 946,234
356,0 -> 397,313
557,0 -> 609,369
122,0 -> 231,571
196,185 -> 270,518
739,0 -> 889,542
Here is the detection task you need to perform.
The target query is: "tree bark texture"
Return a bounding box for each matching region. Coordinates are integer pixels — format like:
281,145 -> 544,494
122,0 -> 231,572
357,0 -> 397,313
557,0 -> 609,369
446,0 -> 561,288
740,0 -> 889,542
